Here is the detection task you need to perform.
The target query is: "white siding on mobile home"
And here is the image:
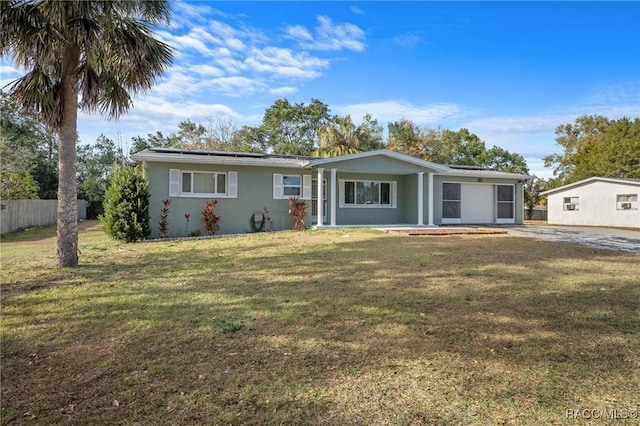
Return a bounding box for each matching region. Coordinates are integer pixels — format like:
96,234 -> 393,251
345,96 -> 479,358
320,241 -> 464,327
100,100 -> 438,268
542,178 -> 640,228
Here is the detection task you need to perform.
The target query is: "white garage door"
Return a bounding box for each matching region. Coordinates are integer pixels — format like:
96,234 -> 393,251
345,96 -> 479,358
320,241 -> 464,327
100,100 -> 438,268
461,184 -> 494,223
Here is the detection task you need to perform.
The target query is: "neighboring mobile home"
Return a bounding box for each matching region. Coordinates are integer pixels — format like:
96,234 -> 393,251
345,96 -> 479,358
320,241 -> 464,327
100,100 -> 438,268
541,177 -> 640,228
131,148 -> 532,238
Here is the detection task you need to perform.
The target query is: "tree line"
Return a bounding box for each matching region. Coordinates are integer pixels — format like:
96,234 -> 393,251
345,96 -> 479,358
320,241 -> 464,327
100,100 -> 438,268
3,91 -> 639,219
129,98 -> 529,175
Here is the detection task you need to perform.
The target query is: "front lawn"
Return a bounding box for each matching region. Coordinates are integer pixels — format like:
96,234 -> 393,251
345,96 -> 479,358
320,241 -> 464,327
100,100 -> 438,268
1,222 -> 638,425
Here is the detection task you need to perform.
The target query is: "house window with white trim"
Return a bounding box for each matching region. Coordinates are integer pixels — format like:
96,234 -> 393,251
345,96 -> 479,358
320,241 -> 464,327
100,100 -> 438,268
343,180 -> 392,206
283,175 -> 302,196
273,174 -> 312,200
182,171 -> 226,195
617,194 -> 638,210
169,169 -> 237,198
442,183 -> 461,219
563,196 -> 579,211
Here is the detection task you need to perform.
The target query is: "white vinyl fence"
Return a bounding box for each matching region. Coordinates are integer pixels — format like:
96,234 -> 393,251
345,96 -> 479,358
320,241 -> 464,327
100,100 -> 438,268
0,200 -> 87,235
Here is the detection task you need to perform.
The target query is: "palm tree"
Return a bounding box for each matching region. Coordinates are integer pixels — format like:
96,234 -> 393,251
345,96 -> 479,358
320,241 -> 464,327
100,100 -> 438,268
314,115 -> 363,158
1,0 -> 173,266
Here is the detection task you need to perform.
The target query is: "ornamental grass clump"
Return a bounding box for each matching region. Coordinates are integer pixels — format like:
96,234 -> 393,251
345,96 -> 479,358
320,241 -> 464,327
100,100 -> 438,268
288,197 -> 307,231
202,200 -> 221,236
158,199 -> 171,239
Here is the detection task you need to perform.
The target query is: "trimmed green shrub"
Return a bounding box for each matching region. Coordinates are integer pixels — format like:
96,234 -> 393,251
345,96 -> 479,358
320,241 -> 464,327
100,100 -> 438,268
100,164 -> 151,242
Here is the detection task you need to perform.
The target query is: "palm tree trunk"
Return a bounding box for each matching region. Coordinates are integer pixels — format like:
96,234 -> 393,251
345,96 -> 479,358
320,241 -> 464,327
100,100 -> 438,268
57,43 -> 80,267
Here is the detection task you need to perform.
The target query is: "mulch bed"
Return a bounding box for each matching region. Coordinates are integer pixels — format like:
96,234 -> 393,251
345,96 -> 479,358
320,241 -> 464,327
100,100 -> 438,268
387,227 -> 508,236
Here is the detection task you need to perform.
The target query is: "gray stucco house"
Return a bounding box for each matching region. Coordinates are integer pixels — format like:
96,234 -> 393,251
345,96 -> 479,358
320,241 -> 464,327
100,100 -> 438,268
131,148 -> 531,238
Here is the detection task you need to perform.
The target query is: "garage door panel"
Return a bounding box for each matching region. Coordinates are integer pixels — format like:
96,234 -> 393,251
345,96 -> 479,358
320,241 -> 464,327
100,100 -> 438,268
461,184 -> 494,223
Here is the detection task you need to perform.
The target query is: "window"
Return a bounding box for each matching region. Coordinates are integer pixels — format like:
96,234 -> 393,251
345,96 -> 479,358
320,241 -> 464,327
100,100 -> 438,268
563,196 -> 579,211
496,185 -> 514,219
341,180 -> 394,207
442,183 -> 461,219
181,172 -> 227,195
283,175 -> 301,196
273,174 -> 312,200
617,194 -> 638,210
169,169 -> 237,198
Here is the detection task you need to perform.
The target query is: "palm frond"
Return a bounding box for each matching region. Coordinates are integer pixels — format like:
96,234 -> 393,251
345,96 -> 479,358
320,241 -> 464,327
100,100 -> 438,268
96,16 -> 173,92
94,74 -> 132,119
3,0 -> 173,123
7,67 -> 61,128
77,61 -> 100,107
1,0 -> 61,70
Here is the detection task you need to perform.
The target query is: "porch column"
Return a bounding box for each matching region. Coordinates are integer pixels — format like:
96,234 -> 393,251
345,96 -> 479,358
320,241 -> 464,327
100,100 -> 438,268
330,168 -> 337,226
428,172 -> 434,226
417,172 -> 424,226
317,168 -> 324,227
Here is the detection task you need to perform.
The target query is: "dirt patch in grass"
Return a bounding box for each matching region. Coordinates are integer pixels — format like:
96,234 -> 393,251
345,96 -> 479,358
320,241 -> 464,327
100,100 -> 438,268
1,222 -> 639,425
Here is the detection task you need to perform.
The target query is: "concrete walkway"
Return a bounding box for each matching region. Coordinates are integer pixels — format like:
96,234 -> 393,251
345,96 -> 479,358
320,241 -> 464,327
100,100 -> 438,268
500,225 -> 640,255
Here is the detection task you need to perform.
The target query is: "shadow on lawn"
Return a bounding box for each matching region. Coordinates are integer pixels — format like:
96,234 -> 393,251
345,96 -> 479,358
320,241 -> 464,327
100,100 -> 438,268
2,232 -> 639,425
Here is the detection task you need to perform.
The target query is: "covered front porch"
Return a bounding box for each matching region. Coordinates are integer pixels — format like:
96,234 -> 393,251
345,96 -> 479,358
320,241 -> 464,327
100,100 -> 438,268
308,150 -> 450,228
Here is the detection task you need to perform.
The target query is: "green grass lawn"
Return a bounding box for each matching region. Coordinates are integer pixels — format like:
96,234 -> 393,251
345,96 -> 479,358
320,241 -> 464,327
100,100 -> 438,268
1,221 -> 639,425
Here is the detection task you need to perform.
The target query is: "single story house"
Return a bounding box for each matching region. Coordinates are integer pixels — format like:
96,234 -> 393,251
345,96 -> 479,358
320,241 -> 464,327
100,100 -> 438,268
131,148 -> 532,238
540,177 -> 640,228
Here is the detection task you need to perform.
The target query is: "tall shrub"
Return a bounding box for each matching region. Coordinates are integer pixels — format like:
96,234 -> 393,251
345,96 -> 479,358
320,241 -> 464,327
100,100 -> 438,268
288,197 -> 307,231
202,200 -> 220,236
158,198 -> 171,239
101,164 -> 150,242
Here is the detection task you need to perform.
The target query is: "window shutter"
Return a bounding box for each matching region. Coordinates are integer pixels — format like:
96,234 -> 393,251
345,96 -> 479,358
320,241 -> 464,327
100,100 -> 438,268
392,181 -> 397,208
338,180 -> 345,208
273,174 -> 283,199
169,169 -> 180,196
228,171 -> 238,198
302,175 -> 312,200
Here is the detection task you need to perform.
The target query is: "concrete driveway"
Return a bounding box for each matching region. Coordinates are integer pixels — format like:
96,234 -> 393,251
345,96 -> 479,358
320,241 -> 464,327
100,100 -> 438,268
501,225 -> 640,255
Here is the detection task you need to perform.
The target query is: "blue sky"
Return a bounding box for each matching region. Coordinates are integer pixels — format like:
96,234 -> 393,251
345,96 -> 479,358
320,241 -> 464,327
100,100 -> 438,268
1,1 -> 639,177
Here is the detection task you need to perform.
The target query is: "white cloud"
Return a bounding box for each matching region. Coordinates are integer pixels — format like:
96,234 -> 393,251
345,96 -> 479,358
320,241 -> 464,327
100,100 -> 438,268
208,76 -> 267,97
155,10 -> 368,100
172,0 -> 220,24
312,16 -> 366,51
465,115 -> 567,136
130,96 -> 237,121
244,47 -> 328,79
215,56 -> 244,74
151,69 -> 200,97
269,86 -> 298,96
392,33 -> 428,49
189,64 -> 224,77
208,20 -> 267,48
156,30 -> 216,58
76,96 -> 246,145
284,25 -> 314,41
0,64 -> 24,89
209,20 -> 242,40
350,6 -> 365,15
190,27 -> 223,45
0,64 -> 21,76
288,16 -> 366,52
335,100 -> 465,125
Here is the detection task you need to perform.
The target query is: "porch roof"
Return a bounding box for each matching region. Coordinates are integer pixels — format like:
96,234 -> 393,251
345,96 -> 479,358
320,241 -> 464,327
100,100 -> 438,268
306,149 -> 450,173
